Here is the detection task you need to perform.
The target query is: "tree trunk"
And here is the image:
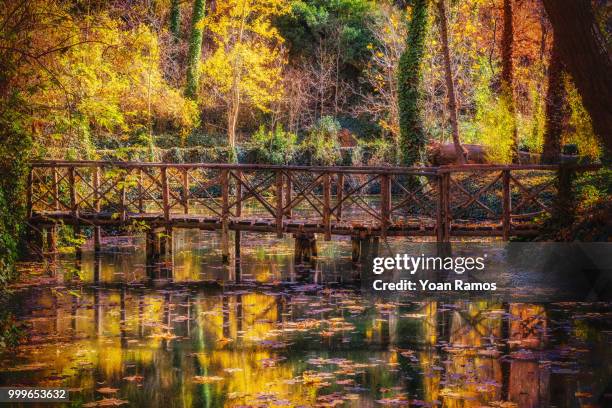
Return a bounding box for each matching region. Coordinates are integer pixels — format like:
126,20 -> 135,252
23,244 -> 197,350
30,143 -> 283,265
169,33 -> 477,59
185,0 -> 206,99
436,0 -> 465,164
541,31 -> 565,164
398,0 -> 429,166
501,0 -> 519,163
542,0 -> 612,158
170,0 -> 181,41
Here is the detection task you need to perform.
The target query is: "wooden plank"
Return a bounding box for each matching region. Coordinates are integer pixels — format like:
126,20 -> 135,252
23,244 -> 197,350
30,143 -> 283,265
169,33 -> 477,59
69,166 -> 77,217
284,171 -> 292,218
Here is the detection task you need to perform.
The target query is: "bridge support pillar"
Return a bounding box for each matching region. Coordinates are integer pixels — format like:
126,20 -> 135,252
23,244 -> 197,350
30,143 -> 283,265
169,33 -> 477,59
93,226 -> 102,253
351,236 -> 378,264
293,233 -> 317,265
145,227 -> 172,267
46,225 -> 57,255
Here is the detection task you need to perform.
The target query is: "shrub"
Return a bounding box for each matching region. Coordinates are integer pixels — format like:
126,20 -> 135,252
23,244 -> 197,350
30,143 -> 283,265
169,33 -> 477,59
302,116 -> 342,165
248,125 -> 297,165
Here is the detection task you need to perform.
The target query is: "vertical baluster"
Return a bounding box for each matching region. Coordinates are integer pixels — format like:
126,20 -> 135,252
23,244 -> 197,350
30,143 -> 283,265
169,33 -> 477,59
161,166 -> 169,222
336,172 -> 344,221
26,167 -> 33,218
69,166 -> 77,218
444,172 -> 451,241
138,168 -> 144,213
380,174 -> 391,239
276,170 -> 284,238
436,173 -> 444,242
323,172 -> 331,240
502,169 -> 511,241
221,169 -> 230,262
284,172 -> 292,218
235,170 -> 242,217
120,168 -> 128,222
182,167 -> 189,214
52,167 -> 59,211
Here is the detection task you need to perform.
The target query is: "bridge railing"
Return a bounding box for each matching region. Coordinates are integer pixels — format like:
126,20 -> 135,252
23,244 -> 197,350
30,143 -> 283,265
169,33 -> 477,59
27,161 -> 601,239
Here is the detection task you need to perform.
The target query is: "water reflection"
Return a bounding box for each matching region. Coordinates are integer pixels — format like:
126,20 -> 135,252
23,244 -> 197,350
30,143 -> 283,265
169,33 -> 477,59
1,231 -> 611,407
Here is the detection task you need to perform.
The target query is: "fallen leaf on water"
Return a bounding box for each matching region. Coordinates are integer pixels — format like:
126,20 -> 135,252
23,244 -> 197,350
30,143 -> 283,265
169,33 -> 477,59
96,387 -> 119,394
123,375 -> 144,382
193,375 -> 224,384
83,398 -> 128,407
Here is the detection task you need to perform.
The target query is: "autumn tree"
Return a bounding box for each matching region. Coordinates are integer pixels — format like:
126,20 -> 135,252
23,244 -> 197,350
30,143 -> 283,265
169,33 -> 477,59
398,0 -> 429,165
542,0 -> 612,158
199,0 -> 288,148
541,30 -> 565,164
435,0 -> 465,163
170,0 -> 181,41
501,0 -> 519,161
185,0 -> 206,99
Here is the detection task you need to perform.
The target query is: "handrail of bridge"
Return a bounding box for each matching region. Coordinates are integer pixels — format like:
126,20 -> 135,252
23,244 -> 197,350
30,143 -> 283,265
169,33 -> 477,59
27,160 -> 603,241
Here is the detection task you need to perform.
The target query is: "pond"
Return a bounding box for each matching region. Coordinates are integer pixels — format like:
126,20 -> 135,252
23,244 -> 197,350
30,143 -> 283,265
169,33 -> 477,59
1,230 -> 610,407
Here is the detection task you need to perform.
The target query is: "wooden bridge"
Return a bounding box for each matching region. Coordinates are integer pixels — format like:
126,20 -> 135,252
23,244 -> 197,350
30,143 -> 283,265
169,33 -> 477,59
27,160 -> 596,263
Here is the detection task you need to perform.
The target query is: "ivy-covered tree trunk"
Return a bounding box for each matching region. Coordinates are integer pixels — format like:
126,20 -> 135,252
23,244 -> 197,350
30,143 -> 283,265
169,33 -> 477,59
501,0 -> 519,162
542,0 -> 612,159
541,31 -> 565,164
398,0 -> 429,166
436,0 -> 466,164
185,0 -> 206,99
170,0 -> 181,41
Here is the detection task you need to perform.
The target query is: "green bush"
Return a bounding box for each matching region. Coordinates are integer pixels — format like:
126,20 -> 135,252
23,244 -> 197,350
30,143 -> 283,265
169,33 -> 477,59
302,116 -> 342,165
247,125 -> 297,165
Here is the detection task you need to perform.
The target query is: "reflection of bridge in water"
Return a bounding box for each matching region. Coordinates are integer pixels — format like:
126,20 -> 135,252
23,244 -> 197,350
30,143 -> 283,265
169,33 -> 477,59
16,283 -> 598,407
27,161 -> 598,265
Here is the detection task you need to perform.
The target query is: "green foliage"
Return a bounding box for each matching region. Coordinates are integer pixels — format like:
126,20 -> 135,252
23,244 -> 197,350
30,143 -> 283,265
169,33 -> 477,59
562,75 -> 601,160
358,138 -> 398,166
248,125 -> 298,164
0,101 -> 32,285
398,0 -> 429,165
278,0 -> 376,67
302,116 -> 342,165
466,65 -> 515,164
185,0 -> 207,99
170,0 -> 181,40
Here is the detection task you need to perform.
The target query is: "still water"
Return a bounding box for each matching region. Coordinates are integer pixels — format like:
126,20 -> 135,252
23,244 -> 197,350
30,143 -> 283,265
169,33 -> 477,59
1,230 -> 611,407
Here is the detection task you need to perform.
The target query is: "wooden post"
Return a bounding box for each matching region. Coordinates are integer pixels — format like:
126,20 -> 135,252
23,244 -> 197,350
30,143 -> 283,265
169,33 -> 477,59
502,170 -> 511,241
235,170 -> 242,261
26,167 -> 33,218
380,174 -> 391,239
235,170 -> 242,217
120,169 -> 127,222
351,237 -> 361,263
52,167 -> 59,210
221,169 -> 230,263
69,166 -> 77,218
93,226 -> 102,253
336,173 -> 344,221
436,174 -> 444,242
323,173 -> 331,240
443,173 -> 451,242
275,170 -> 284,238
182,167 -> 189,214
284,173 -> 292,218
46,225 -> 57,254
138,168 -> 144,213
161,167 -> 170,222
93,166 -> 100,213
